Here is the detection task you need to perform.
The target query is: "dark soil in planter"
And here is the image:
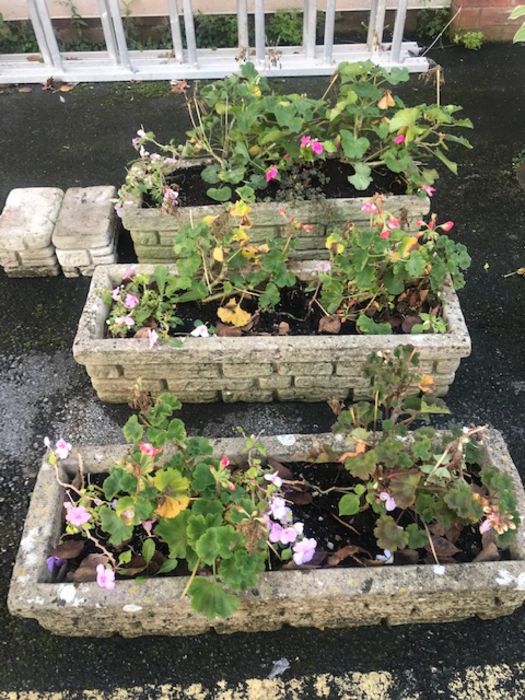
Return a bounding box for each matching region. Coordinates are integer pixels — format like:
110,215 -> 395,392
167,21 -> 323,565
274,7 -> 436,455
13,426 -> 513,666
143,160 -> 407,209
48,460 -> 508,586
108,282 -> 442,338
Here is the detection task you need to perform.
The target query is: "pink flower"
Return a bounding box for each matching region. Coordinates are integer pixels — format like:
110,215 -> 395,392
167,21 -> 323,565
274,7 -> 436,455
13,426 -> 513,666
122,266 -> 136,281
387,217 -> 400,230
479,519 -> 492,534
268,521 -> 284,543
55,439 -> 72,460
264,471 -> 283,488
379,229 -> 391,240
115,315 -> 135,327
361,200 -> 378,214
302,224 -> 314,233
148,328 -> 158,349
142,519 -> 156,535
279,526 -> 299,545
292,537 -> 317,565
269,496 -> 292,524
124,293 -> 140,310
420,184 -> 436,197
266,166 -> 279,183
112,286 -> 121,302
310,139 -> 324,155
64,502 -> 91,527
300,135 -> 311,148
393,135 -> 405,144
219,457 -> 230,468
190,324 -> 209,338
440,220 -> 455,232
96,564 -> 116,591
139,442 -> 161,457
379,491 -> 396,511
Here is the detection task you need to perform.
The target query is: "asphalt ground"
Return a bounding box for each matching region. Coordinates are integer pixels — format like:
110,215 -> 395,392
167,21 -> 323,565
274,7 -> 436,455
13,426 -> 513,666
0,43 -> 524,698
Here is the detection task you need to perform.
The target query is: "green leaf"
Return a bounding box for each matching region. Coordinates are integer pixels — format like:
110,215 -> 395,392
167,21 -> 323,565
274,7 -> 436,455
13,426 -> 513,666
348,163 -> 372,191
356,314 -> 392,335
434,149 -> 458,175
444,480 -> 484,522
186,437 -> 214,457
405,251 -> 427,278
374,515 -> 409,552
166,418 -> 186,443
99,505 -> 134,546
340,130 -> 370,159
235,185 -> 255,203
123,415 -> 144,444
186,513 -> 222,545
219,549 -> 266,590
390,473 -> 420,509
344,449 -> 377,480
388,107 -> 418,132
406,523 -> 428,549
384,67 -> 409,85
103,468 -> 138,500
191,462 -> 216,493
510,6 -> 525,19
195,525 -> 241,565
513,24 -> 525,42
118,550 -> 132,565
259,282 -> 280,309
153,468 -> 189,495
141,538 -> 155,564
153,265 -> 168,296
207,186 -> 232,202
154,513 -> 188,559
339,492 -> 361,516
201,164 -> 220,184
188,577 -> 240,619
157,557 -> 179,574
383,149 -> 413,174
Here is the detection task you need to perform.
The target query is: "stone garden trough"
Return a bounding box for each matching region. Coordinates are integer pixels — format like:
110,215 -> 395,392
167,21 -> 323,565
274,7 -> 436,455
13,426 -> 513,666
8,430 -> 525,637
73,264 -> 471,404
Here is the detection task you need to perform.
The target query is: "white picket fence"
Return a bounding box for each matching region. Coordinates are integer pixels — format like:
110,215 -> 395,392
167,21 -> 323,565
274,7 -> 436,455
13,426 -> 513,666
0,0 -> 443,83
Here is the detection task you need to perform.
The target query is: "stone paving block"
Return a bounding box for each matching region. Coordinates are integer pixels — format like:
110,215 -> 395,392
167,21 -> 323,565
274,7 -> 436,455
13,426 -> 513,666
0,187 -> 64,252
52,186 -> 116,249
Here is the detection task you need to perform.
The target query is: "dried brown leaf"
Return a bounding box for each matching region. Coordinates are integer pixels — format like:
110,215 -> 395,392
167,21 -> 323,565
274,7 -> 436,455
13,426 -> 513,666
327,397 -> 344,416
18,87 -> 32,93
26,55 -> 43,62
267,457 -> 294,481
327,544 -> 361,567
473,542 -> 500,563
59,83 -> 75,92
49,539 -> 85,560
278,321 -> 290,336
318,314 -> 341,334
71,553 -> 107,582
426,535 -> 460,559
216,323 -> 242,337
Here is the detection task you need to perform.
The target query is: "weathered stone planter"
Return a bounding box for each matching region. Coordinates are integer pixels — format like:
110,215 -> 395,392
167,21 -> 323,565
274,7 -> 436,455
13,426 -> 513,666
8,430 -> 525,637
73,264 -> 471,404
122,168 -> 430,264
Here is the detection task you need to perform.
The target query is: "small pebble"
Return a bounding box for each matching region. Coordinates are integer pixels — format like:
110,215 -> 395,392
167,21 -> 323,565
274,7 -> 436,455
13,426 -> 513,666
318,516 -> 324,522
327,541 -> 334,550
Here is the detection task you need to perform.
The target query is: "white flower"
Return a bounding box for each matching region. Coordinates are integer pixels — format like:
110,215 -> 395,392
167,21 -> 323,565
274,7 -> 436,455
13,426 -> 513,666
43,437 -> 51,448
148,328 -> 159,349
190,324 -> 209,338
375,549 -> 394,564
433,564 -> 446,576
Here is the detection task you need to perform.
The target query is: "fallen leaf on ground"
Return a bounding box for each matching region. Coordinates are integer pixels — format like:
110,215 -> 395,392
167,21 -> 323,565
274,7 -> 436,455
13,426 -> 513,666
267,457 -> 294,481
327,397 -> 344,416
49,540 -> 85,559
473,542 -> 500,563
216,323 -> 242,337
327,544 -> 362,566
278,321 -> 290,335
267,658 -> 290,679
217,299 -> 252,327
426,535 -> 460,559
17,87 -> 32,93
59,83 -> 75,92
170,79 -> 188,93
318,314 -> 341,334
401,315 -> 422,333
26,55 -> 43,62
70,554 -> 107,582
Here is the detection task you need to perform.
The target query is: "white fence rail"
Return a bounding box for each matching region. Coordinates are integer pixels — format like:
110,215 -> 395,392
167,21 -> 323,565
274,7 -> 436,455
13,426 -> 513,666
0,0 -> 433,83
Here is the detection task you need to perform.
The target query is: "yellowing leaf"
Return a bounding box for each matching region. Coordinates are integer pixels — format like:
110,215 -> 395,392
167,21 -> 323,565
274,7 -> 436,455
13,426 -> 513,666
217,299 -> 252,327
213,246 -> 224,262
325,233 -> 345,254
230,200 -> 252,218
155,495 -> 190,519
232,227 -> 250,245
241,246 -> 258,259
401,236 -> 419,257
249,145 -> 261,156
377,89 -> 395,110
418,374 -> 435,394
257,243 -> 269,254
248,84 -> 261,97
202,214 -> 219,226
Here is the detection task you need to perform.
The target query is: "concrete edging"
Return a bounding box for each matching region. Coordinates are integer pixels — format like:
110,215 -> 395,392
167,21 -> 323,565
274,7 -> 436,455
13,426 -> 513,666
72,264 -> 471,403
7,429 -> 525,637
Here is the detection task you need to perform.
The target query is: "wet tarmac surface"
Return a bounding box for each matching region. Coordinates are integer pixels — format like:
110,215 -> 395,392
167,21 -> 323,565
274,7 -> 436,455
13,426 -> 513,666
0,43 -> 524,697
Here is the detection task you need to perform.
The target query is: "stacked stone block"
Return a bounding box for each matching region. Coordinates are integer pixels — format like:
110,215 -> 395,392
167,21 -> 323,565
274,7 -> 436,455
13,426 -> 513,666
0,188 -> 63,277
53,186 -> 118,277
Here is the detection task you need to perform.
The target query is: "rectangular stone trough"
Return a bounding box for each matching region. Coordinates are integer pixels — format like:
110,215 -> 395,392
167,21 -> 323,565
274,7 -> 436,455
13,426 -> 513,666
73,264 -> 471,404
8,430 -> 525,637
121,169 -> 430,264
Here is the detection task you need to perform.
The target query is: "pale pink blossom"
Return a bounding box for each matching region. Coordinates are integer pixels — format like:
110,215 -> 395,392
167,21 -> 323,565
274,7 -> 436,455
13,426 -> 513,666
379,229 -> 391,240
64,502 -> 91,527
387,217 -> 400,230
379,491 -> 396,511
361,200 -> 378,214
124,293 -> 140,310
219,457 -> 230,468
269,496 -> 292,524
300,135 -> 311,148
96,564 -> 116,591
55,439 -> 72,460
393,135 -> 405,144
440,220 -> 455,232
292,537 -> 317,565
420,184 -> 436,196
115,315 -> 135,327
112,286 -> 122,302
479,519 -> 492,534
190,324 -> 209,338
264,472 -> 283,488
142,519 -> 156,535
266,166 -> 279,183
122,266 -> 137,281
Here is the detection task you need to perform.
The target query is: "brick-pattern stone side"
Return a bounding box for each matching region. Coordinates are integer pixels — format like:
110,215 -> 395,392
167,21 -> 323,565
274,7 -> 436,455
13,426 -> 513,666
122,194 -> 430,264
8,431 -> 525,636
73,266 -> 471,405
451,0 -> 523,40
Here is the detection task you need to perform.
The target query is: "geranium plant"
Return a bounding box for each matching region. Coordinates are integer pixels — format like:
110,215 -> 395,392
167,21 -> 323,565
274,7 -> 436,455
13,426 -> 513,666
116,60 -> 472,208
104,196 -> 469,339
45,392 -> 317,619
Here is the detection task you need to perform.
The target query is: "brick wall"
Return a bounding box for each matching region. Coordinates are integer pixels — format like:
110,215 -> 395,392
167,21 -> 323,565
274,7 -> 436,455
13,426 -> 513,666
452,0 -> 523,41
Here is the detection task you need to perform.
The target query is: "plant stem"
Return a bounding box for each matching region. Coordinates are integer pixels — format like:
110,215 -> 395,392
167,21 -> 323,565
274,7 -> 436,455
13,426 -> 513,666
180,557 -> 201,599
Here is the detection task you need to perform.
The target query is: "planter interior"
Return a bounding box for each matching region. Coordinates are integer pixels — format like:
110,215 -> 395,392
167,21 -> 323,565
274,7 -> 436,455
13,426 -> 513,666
73,264 -> 471,404
8,430 -> 525,637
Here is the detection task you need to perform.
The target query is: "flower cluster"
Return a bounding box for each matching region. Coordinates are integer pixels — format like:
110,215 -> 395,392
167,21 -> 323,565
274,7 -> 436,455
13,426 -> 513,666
265,493 -> 317,566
